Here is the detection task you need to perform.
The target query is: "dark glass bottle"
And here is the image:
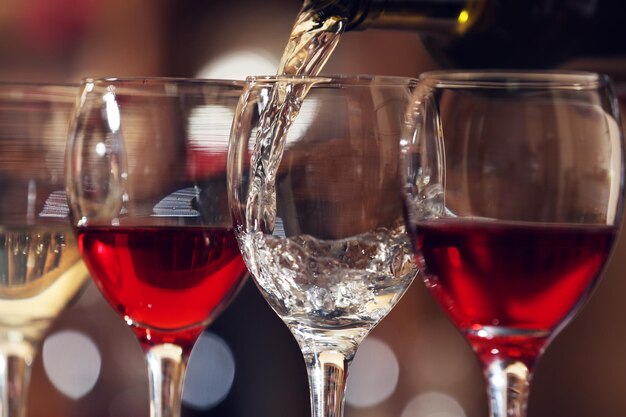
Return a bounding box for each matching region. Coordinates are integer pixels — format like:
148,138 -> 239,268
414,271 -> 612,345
307,0 -> 626,68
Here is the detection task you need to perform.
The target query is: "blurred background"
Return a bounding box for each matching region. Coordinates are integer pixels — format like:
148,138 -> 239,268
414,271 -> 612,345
2,0 -> 626,416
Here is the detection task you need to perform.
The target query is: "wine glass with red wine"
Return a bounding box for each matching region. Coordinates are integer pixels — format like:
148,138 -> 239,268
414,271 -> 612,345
66,78 -> 248,417
401,70 -> 625,417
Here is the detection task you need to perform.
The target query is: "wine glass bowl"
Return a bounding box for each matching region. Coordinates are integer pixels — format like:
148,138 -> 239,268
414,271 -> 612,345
401,70 -> 624,417
66,78 -> 248,417
228,75 -> 418,417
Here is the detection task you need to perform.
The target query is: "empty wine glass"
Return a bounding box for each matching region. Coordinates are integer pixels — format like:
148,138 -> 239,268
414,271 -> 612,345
228,75 -> 419,417
401,70 -> 625,417
0,83 -> 89,417
66,78 -> 249,417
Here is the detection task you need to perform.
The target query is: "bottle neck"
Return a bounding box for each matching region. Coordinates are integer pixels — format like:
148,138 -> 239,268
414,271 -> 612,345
302,0 -> 481,33
347,0 -> 483,36
302,0 -> 626,68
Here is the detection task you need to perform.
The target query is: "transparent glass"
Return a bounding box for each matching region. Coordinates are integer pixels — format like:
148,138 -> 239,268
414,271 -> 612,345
228,75 -> 419,417
66,78 -> 249,417
401,70 -> 625,417
0,83 -> 89,417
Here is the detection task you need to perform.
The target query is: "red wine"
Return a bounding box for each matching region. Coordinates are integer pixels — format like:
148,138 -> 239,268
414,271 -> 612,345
77,226 -> 247,349
412,219 -> 616,362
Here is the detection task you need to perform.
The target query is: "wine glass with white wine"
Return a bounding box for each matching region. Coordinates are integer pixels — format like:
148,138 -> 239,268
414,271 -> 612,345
228,75 -> 419,417
0,83 -> 89,417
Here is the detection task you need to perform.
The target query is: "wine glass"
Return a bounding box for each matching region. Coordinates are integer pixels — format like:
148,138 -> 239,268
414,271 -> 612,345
66,78 -> 249,417
401,70 -> 625,417
228,75 -> 419,417
0,83 -> 89,417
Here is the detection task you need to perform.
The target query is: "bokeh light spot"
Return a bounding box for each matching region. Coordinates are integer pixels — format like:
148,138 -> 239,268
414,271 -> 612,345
401,391 -> 466,417
346,336 -> 399,408
182,332 -> 236,410
43,330 -> 101,399
196,49 -> 278,80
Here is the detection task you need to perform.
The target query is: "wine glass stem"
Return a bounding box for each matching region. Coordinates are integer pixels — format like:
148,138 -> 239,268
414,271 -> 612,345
0,340 -> 35,417
483,358 -> 532,417
145,343 -> 189,417
304,350 -> 350,417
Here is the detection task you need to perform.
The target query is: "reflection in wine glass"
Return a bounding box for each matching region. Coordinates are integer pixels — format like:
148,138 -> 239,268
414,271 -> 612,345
228,75 -> 419,417
66,78 -> 248,417
0,83 -> 89,417
401,71 -> 625,417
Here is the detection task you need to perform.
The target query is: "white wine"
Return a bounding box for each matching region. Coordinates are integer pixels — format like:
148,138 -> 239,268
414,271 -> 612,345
241,224 -> 415,351
0,230 -> 89,342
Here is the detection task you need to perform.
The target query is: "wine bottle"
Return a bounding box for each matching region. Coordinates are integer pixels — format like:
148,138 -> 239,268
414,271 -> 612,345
306,0 -> 626,68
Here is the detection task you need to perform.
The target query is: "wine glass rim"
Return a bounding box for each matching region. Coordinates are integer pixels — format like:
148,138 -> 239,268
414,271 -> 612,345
0,81 -> 78,87
83,77 -> 245,87
419,70 -> 609,89
243,74 -> 418,87
0,82 -> 78,100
